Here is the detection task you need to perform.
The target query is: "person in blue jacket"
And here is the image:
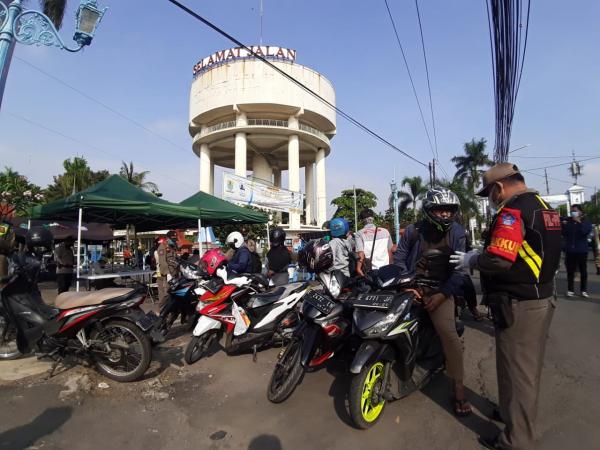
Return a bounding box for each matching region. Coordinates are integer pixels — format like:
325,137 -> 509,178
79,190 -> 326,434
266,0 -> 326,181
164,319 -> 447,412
226,231 -> 252,274
562,204 -> 592,297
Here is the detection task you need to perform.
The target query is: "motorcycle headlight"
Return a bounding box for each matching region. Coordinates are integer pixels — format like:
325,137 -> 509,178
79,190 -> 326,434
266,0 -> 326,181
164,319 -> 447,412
364,298 -> 410,337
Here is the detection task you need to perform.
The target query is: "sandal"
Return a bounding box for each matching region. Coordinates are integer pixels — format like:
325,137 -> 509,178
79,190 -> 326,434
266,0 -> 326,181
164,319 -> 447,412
453,398 -> 472,417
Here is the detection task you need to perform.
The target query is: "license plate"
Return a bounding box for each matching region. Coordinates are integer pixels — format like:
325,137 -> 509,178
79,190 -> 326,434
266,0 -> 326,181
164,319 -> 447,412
304,290 -> 335,315
136,313 -> 157,331
353,293 -> 394,310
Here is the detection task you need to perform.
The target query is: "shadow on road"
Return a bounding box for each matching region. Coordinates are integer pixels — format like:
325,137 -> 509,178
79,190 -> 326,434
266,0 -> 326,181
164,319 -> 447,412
463,317 -> 496,337
0,406 -> 72,449
326,359 -> 353,427
141,345 -> 185,380
248,434 -> 283,450
421,374 -> 500,438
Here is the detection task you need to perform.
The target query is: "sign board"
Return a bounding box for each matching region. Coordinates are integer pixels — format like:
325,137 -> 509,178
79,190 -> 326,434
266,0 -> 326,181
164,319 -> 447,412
223,173 -> 303,214
193,46 -> 297,76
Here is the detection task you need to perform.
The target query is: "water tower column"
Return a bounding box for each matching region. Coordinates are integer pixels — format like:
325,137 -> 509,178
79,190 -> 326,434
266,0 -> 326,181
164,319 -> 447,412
199,141 -> 212,193
305,162 -> 314,225
316,148 -> 327,227
235,111 -> 247,177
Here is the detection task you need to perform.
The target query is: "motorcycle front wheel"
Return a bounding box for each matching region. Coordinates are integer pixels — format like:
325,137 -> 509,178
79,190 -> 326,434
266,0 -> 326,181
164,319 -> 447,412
267,337 -> 304,403
90,320 -> 151,382
0,312 -> 20,360
349,360 -> 387,429
184,329 -> 219,365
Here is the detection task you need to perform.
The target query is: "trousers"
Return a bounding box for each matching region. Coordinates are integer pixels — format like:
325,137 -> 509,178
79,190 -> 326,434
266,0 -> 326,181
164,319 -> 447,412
496,297 -> 555,450
428,295 -> 463,382
565,252 -> 587,292
57,273 -> 73,294
157,276 -> 169,309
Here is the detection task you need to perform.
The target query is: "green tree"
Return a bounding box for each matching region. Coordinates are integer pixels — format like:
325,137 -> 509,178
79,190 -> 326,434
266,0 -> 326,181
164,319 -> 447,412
45,157 -> 109,201
398,176 -> 428,212
451,138 -> 493,193
437,178 -> 480,223
42,0 -> 68,29
119,161 -> 159,193
330,188 -> 378,229
0,167 -> 44,218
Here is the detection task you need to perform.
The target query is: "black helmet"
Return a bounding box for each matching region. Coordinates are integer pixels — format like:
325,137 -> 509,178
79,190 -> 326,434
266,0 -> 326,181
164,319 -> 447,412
422,188 -> 460,232
269,227 -> 286,247
26,226 -> 54,252
360,208 -> 375,220
298,239 -> 333,273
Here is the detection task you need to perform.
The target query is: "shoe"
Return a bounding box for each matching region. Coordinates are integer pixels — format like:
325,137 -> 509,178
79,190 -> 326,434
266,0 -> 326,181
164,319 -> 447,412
478,435 -> 506,450
490,407 -> 504,423
566,291 -> 575,297
581,292 -> 589,298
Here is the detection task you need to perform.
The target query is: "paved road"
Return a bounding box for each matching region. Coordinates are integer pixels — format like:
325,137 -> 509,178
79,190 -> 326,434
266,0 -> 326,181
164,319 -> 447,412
0,263 -> 598,450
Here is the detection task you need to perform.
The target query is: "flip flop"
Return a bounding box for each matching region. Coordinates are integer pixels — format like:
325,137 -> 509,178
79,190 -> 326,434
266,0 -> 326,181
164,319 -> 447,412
453,398 -> 472,417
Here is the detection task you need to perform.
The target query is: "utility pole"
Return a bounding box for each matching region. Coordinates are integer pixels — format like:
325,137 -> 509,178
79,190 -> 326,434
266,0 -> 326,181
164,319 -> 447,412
432,159 -> 436,186
390,178 -> 400,245
544,168 -> 550,195
428,162 -> 433,187
353,185 -> 358,233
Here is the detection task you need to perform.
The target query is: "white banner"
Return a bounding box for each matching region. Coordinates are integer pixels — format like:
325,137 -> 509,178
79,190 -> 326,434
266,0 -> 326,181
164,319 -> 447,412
223,173 -> 303,214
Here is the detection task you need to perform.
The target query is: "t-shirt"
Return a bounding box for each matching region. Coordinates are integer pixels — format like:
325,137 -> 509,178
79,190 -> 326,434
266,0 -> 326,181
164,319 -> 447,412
266,246 -> 291,273
329,237 -> 353,276
356,224 -> 392,269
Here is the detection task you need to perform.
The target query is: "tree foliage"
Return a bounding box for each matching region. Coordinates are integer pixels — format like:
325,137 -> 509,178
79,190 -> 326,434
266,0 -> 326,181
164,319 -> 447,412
119,161 -> 159,193
0,167 -> 44,218
330,188 -> 378,229
398,176 -> 428,212
451,138 -> 493,193
44,157 -> 109,202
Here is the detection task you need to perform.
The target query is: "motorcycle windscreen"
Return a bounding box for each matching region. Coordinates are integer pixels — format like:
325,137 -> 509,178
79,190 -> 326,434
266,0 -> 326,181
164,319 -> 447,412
231,301 -> 251,336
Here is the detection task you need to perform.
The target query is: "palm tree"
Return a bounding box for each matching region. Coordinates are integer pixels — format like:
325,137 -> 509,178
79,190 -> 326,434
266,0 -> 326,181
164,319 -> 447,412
62,156 -> 92,195
398,176 -> 428,212
451,138 -> 493,192
119,161 -> 159,192
42,0 -> 68,29
437,178 -> 480,222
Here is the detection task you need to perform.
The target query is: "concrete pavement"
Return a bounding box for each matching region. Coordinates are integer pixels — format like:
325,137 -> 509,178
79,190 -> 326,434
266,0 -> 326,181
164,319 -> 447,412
0,263 -> 598,450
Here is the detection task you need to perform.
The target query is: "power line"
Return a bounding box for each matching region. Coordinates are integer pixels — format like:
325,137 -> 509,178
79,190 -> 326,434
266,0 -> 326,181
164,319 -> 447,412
382,0 -> 436,163
14,56 -> 190,156
521,169 -> 594,190
513,154 -> 596,159
414,0 -> 439,159
3,111 -> 197,190
523,155 -> 600,172
166,0 -> 428,168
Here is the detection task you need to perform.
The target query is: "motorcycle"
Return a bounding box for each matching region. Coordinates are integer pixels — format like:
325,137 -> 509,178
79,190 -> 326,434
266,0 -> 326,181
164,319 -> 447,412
157,260 -> 206,337
184,267 -> 307,365
267,270 -> 358,403
0,252 -> 156,382
347,255 -> 464,429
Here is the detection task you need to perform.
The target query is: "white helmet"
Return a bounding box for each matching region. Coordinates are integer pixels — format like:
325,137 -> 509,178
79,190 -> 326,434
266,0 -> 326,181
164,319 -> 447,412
226,231 -> 244,249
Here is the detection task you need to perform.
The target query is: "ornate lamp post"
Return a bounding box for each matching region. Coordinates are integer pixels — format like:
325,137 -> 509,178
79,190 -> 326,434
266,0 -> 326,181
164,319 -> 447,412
0,0 -> 107,107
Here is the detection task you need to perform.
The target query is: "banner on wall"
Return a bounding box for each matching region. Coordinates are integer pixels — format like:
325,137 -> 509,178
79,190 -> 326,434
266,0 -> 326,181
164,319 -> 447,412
222,173 -> 303,214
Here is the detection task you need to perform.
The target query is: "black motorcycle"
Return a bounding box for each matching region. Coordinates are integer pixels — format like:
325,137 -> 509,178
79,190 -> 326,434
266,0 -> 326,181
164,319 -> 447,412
347,256 -> 464,429
267,270 -> 358,403
157,260 -> 207,337
1,252 -> 156,382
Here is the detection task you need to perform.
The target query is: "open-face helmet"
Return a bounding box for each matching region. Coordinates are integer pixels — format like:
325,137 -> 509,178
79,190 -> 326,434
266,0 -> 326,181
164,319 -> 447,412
226,231 -> 244,249
329,217 -> 349,238
200,248 -> 228,276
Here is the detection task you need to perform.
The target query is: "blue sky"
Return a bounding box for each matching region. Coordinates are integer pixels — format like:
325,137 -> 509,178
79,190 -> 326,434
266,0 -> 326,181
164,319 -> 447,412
1,0 -> 599,215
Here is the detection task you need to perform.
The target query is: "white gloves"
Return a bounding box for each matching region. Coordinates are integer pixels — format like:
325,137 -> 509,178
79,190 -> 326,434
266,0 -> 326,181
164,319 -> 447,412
167,274 -> 173,282
449,250 -> 480,271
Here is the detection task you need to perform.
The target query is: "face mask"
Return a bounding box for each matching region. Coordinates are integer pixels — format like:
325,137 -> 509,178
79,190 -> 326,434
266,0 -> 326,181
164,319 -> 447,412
570,211 -> 580,218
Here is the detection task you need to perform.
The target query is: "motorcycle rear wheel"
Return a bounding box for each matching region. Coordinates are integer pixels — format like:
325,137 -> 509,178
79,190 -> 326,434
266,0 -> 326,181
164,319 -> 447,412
349,360 -> 387,429
91,320 -> 151,382
184,329 -> 218,365
0,313 -> 20,360
267,337 -> 304,403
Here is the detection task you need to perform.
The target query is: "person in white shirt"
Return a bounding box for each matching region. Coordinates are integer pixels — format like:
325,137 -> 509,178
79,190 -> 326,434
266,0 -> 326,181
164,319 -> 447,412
355,209 -> 392,276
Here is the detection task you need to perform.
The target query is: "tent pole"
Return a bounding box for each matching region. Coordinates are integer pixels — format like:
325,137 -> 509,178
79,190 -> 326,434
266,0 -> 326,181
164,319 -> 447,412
76,207 -> 83,292
198,218 -> 204,256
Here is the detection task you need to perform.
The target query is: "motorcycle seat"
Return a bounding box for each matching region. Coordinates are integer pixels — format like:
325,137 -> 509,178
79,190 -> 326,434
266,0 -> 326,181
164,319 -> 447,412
248,287 -> 286,308
246,273 -> 269,288
55,288 -> 136,309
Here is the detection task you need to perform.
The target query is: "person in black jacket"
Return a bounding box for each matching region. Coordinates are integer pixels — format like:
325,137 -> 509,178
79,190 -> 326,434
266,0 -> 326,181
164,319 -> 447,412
394,187 -> 471,417
451,163 -> 561,450
562,204 -> 592,297
266,228 -> 290,286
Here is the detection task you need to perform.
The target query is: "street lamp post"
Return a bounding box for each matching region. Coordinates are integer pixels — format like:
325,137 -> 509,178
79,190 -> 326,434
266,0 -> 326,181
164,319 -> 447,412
0,0 -> 106,107
390,179 -> 400,245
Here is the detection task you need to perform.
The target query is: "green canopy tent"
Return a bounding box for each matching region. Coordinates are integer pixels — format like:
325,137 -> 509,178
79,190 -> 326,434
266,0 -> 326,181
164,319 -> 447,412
179,191 -> 268,255
30,175 -> 201,289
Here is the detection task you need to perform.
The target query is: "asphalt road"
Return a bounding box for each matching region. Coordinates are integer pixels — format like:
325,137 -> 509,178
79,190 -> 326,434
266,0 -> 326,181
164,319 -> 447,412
0,262 -> 598,450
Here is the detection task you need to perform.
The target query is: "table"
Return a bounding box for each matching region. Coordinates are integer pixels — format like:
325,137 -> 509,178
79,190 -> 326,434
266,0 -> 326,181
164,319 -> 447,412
78,269 -> 155,291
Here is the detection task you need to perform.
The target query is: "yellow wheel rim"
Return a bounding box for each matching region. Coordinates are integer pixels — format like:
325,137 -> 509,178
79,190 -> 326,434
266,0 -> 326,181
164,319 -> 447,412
360,362 -> 385,422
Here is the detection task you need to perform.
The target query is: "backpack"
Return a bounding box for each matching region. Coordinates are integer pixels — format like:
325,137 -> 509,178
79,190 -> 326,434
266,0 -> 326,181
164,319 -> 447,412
250,252 -> 262,273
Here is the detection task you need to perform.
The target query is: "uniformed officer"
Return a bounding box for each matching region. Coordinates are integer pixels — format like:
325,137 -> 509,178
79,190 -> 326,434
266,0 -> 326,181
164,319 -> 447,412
450,163 -> 561,450
156,230 -> 179,309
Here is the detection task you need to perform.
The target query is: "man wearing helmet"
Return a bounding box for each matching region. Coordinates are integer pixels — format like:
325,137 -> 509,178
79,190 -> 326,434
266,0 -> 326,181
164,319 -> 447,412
394,187 -> 472,417
226,231 -> 253,274
156,230 -> 180,309
329,217 -> 355,277
266,227 -> 291,286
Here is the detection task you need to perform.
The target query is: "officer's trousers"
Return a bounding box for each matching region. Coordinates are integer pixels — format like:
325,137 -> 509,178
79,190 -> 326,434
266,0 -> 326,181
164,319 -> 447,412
496,297 -> 555,450
157,276 -> 169,309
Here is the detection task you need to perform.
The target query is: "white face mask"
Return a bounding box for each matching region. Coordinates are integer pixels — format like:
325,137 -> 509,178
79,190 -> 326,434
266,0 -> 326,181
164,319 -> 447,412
570,211 -> 580,218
